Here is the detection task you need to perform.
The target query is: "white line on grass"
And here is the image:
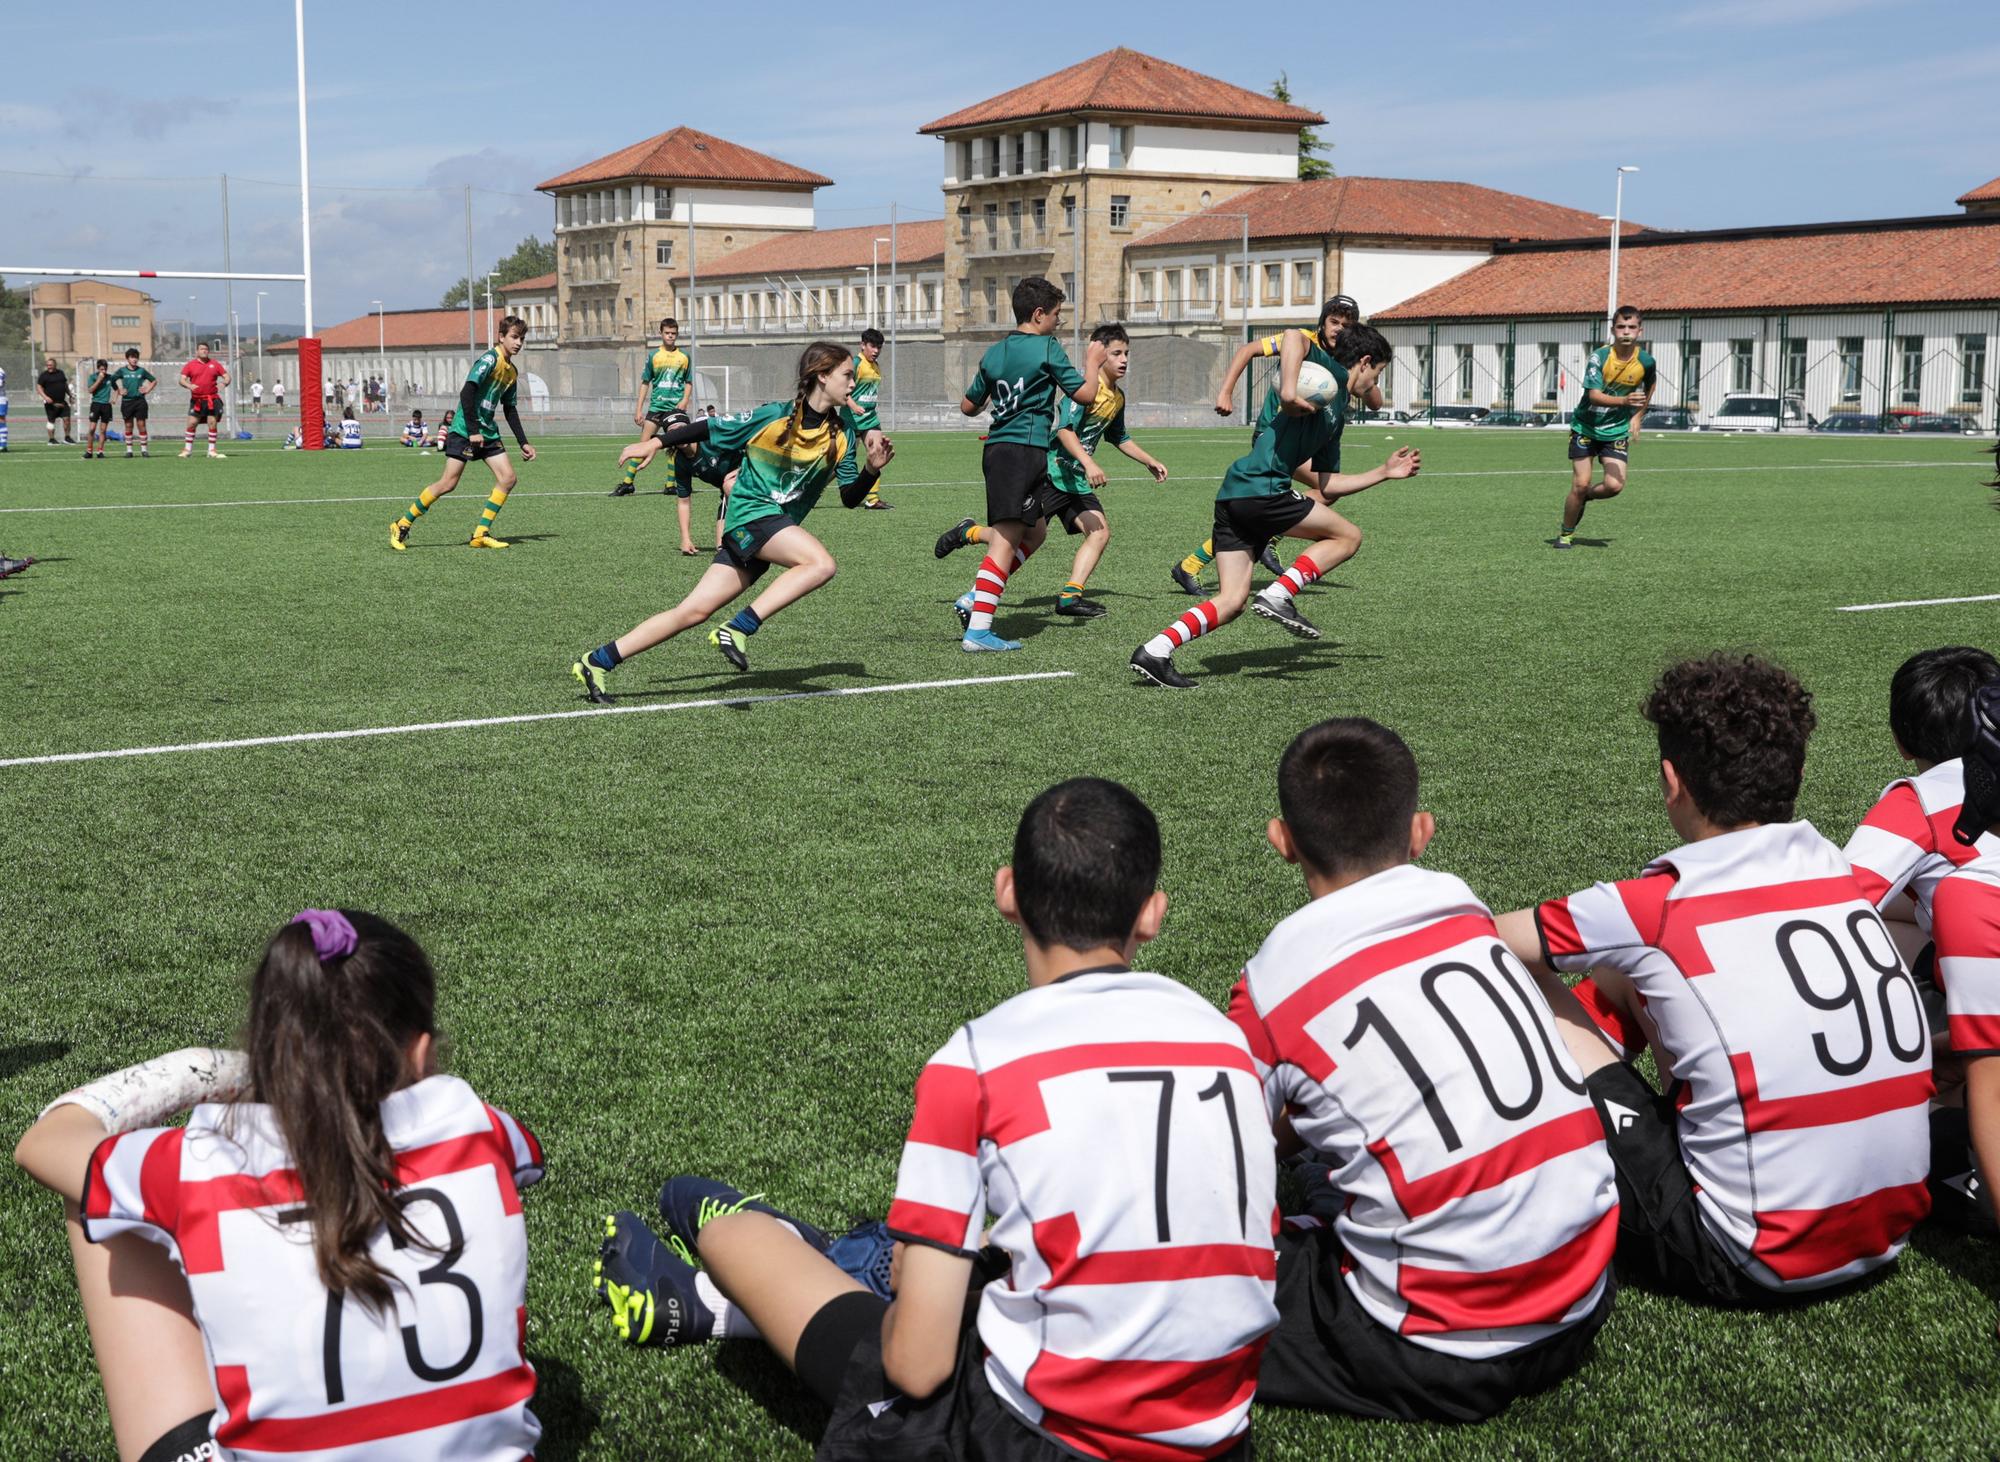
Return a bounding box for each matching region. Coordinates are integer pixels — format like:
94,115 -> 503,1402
0,671 -> 1077,769
0,460 -> 1975,517
1835,593 -> 2000,613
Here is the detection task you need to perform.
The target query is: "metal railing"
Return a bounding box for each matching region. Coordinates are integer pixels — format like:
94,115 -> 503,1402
694,309 -> 943,338
1113,295 -> 1226,323
965,225 -> 1058,257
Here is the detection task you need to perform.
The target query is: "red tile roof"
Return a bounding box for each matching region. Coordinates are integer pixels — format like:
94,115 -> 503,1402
670,219 -> 947,284
500,272 -> 555,293
537,127 -> 831,191
1376,220 -> 2000,320
1959,175 -> 2000,205
920,48 -> 1321,134
269,310 -> 490,352
1133,177 -> 1637,249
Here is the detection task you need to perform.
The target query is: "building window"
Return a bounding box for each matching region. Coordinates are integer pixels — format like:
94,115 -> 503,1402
1110,125 -> 1132,168
1109,195 -> 1131,229
1191,266 -> 1212,304
1061,273 -> 1075,302
1962,334 -> 1987,403
625,298 -> 633,324
1261,262 -> 1283,305
1162,268 -> 1182,308
656,240 -> 673,266
1454,344 -> 1473,402
1032,198 -> 1046,230
1538,343 -> 1560,401
955,140 -> 970,181
1730,338 -> 1754,392
1134,270 -> 1155,305
1007,199 -> 1021,247
1682,342 -> 1702,405
983,278 -> 998,325
1783,337 -> 1806,395
1062,197 -> 1076,230
1413,343 -> 1432,402
622,239 -> 632,267
959,279 -> 971,311
1899,335 -> 1923,403
1231,264 -> 1248,305
655,189 -> 672,220
1012,135 -> 1026,175
111,314 -> 140,328
1839,336 -> 1864,402
983,201 -> 998,244
1292,261 -> 1315,305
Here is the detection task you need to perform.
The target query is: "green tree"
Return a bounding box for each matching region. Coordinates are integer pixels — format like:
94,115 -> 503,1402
0,283 -> 30,351
439,235 -> 557,309
1273,74 -> 1333,181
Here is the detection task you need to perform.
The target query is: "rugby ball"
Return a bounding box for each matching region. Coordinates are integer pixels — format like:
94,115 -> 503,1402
1294,361 -> 1341,408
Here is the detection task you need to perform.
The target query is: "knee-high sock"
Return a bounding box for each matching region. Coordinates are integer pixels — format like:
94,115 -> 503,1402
967,554 -> 1011,634
208,424 -> 218,450
184,422 -> 196,446
474,488 -> 507,538
1178,538 -> 1216,576
1143,601 -> 1221,659
399,486 -> 439,528
1261,554 -> 1322,603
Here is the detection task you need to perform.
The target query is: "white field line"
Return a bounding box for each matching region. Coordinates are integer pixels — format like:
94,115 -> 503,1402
0,671 -> 1077,769
0,460 -> 1975,517
1835,593 -> 2000,613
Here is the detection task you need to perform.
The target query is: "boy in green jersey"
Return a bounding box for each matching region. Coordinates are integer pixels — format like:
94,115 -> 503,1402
603,421 -> 742,555
950,277 -> 1108,652
111,350 -> 156,457
1131,323 -> 1419,689
84,359 -> 114,458
612,317 -> 693,496
1557,304 -> 1654,548
391,316 -> 537,551
838,328 -> 892,510
935,323 -> 1168,621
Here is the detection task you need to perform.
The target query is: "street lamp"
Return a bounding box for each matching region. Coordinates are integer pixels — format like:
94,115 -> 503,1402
371,299 -> 386,412
255,291 -> 268,407
852,266 -> 870,329
1607,166 -> 1639,329
485,272 -> 499,347
871,237 -> 890,329
189,294 -> 199,353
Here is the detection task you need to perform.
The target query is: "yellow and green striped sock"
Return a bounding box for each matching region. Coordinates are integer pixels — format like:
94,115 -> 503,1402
399,486 -> 438,529
620,456 -> 644,487
1057,580 -> 1084,606
1178,539 -> 1215,576
474,488 -> 507,538
966,523 -> 987,545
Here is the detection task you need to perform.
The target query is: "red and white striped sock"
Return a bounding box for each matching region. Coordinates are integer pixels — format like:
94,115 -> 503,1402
1143,601 -> 1220,659
207,425 -> 218,450
967,555 -> 1011,634
183,424 -> 196,447
1011,543 -> 1033,572
1262,554 -> 1323,603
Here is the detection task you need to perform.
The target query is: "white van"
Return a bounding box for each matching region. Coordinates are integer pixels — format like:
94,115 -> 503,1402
1702,392 -> 1809,433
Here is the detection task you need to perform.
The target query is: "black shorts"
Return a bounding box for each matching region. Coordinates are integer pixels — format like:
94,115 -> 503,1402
1258,1222 -> 1610,1422
443,432 -> 506,462
1568,432 -> 1629,463
715,511 -> 795,584
89,402 -> 114,423
1211,491 -> 1314,559
121,397 -> 149,421
647,408 -> 690,435
44,400 -> 70,421
1586,1062 -> 1757,1304
810,1291 -> 1235,1462
1035,482 -> 1105,535
188,396 -> 222,422
981,441 -> 1051,526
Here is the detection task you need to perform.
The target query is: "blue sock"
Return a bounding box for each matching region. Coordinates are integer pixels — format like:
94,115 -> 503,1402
589,642 -> 622,671
726,607 -> 762,636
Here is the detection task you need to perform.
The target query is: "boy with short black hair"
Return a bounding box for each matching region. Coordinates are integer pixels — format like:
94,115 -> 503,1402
612,317 -> 693,496
1556,304 -> 1653,548
84,359 -> 113,459
391,316 -> 537,550
1230,718 -> 1616,1421
111,349 -> 156,458
1131,324 -> 1419,688
843,327 -> 894,510
593,777 -> 1279,1461
401,407 -> 427,447
1496,654 -> 1933,1302
950,277 -> 1107,652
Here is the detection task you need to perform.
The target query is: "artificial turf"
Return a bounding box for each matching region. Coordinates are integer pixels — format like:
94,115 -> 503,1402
2,423 -> 1997,1458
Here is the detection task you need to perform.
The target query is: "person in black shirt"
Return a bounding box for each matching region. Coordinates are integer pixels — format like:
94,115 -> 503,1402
35,358 -> 75,445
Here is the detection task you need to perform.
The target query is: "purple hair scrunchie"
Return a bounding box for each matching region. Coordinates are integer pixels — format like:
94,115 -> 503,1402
291,909 -> 358,963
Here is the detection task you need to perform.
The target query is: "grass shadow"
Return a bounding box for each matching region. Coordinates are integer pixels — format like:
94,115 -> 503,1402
614,662 -> 876,705
1549,537 -> 1615,549
1908,1217 -> 2000,1304
0,1042 -> 70,1080
1192,643 -> 1382,681
710,1341 -> 824,1449
525,1353 -> 602,1461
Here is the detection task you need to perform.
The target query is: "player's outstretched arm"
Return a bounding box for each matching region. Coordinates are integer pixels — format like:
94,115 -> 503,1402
1306,446 -> 1420,501
633,378 -> 651,426
1276,329 -> 1314,417
879,1243 -> 976,1399
1068,342 -> 1108,407
1117,438 -> 1168,481
16,1048 -> 249,1203
1214,340 -> 1263,416
840,433 -> 896,507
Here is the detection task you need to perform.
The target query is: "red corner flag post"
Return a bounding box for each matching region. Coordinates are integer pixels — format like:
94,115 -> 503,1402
298,338 -> 325,450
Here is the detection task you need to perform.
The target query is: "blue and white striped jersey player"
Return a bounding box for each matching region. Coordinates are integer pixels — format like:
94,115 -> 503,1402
1558,304 -> 1655,548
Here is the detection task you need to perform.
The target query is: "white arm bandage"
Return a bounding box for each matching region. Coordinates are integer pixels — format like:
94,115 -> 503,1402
41,1048 -> 251,1133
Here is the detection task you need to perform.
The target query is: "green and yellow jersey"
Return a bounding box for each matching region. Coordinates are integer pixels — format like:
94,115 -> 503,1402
1047,375 -> 1128,496
1217,340 -> 1348,501
850,352 -> 882,433
446,347 -> 518,440
1571,344 -> 1657,442
111,364 -> 155,397
643,345 -> 693,413
674,442 -> 742,493
708,401 -> 852,535
88,370 -> 115,405
964,332 -> 1085,449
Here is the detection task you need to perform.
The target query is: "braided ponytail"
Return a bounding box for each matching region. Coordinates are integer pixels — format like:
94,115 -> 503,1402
779,340 -> 852,472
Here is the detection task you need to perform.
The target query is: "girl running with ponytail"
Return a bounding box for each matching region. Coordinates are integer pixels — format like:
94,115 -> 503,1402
14,910 -> 544,1462
571,339 -> 894,697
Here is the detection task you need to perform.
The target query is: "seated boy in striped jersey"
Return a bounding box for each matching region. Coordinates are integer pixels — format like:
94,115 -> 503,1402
593,778 -> 1280,1461
1230,718 -> 1616,1421
1496,654 -> 1934,1301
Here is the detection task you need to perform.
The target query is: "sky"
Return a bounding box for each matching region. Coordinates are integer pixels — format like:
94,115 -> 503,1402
4,0 -> 1994,334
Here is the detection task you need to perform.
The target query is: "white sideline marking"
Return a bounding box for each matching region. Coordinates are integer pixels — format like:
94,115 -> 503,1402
0,460 -> 1974,517
1835,593 -> 2000,613
0,671 -> 1077,769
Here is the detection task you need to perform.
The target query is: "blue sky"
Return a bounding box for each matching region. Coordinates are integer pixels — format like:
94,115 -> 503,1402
3,0 -> 1992,332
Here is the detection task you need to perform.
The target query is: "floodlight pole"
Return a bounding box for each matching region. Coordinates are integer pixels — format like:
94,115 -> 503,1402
888,204 -> 898,431
293,0 -> 313,336
256,292 -> 266,400
372,299 -> 385,411
486,272 -> 499,347
465,186 -> 476,354
1607,166 -> 1637,329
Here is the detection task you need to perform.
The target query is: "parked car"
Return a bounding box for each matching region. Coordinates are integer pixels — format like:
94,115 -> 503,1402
1419,404 -> 1491,426
1354,408 -> 1412,424
1812,414 -> 1885,433
1640,406 -> 1697,431
1893,413 -> 1974,434
1477,410 -> 1544,427
1701,392 -> 1810,432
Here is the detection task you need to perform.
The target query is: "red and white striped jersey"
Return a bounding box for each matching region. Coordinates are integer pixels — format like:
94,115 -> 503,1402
1538,821 -> 1933,1291
83,1074 -> 543,1461
1843,759 -> 2000,928
1230,865 -> 1616,1361
1933,853 -> 2000,1056
886,967 -> 1277,1462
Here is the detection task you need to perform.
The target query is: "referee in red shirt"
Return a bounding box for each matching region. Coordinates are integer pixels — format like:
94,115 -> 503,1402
179,342 -> 229,459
